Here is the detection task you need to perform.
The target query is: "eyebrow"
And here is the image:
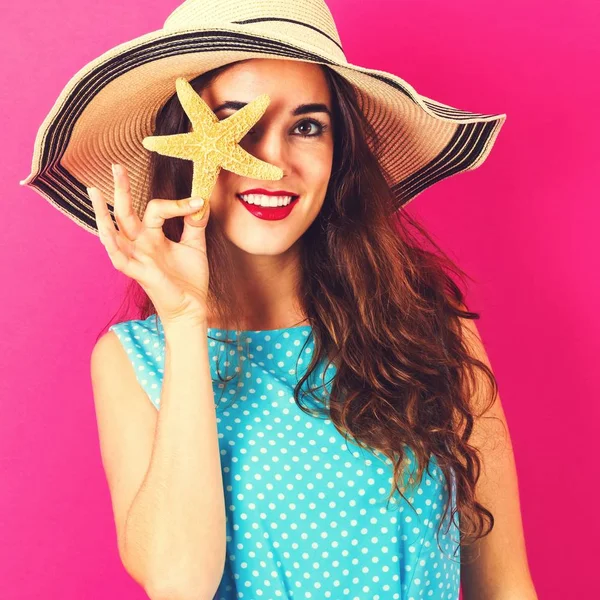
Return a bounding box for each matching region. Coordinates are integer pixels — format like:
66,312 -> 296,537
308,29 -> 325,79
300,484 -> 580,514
213,100 -> 332,118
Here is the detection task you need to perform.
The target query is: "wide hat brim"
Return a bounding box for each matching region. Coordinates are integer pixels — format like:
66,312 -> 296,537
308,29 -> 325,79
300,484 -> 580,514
19,24 -> 507,236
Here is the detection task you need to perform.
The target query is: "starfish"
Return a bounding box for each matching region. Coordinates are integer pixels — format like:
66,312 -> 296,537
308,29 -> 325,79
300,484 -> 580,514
142,77 -> 284,221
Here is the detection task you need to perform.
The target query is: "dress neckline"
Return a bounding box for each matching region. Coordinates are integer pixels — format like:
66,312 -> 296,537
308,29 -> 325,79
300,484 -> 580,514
208,324 -> 312,334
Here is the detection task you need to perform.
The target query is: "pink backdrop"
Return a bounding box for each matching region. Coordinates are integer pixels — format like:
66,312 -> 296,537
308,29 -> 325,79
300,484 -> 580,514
2,1 -> 598,598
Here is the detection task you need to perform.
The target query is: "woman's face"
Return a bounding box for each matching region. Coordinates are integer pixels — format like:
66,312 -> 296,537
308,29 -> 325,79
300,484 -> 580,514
200,58 -> 335,256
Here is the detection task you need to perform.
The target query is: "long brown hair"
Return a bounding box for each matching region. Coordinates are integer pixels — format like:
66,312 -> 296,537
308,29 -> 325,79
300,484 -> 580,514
99,59 -> 498,558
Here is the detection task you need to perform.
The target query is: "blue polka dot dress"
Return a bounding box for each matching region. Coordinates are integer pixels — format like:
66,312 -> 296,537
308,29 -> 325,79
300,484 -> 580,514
109,315 -> 461,599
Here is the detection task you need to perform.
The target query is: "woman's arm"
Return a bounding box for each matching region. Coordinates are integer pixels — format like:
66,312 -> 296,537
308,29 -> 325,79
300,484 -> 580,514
458,316 -> 538,600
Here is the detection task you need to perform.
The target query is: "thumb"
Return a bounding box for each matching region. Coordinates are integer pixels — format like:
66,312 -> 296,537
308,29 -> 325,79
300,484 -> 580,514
180,198 -> 210,247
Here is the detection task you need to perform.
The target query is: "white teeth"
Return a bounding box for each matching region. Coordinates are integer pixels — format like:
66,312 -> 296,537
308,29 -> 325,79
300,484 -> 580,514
239,194 -> 295,207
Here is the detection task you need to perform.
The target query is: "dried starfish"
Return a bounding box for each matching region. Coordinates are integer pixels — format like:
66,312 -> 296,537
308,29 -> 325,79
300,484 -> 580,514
142,77 -> 284,221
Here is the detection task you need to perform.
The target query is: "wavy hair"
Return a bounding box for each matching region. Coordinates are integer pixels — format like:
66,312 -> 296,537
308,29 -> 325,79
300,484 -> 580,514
99,59 -> 499,559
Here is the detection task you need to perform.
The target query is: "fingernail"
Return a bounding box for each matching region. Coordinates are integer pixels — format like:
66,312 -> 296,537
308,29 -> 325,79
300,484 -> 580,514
111,163 -> 122,176
189,197 -> 205,208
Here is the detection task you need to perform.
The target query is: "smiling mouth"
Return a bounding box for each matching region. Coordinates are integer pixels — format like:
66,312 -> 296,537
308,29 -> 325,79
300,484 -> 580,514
236,194 -> 300,206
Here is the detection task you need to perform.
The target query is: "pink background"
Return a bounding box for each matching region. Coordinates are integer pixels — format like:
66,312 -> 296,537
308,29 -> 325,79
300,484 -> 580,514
2,0 -> 598,598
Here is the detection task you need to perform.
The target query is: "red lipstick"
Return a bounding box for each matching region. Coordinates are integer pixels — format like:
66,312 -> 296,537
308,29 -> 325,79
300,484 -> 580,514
239,188 -> 299,196
237,190 -> 300,221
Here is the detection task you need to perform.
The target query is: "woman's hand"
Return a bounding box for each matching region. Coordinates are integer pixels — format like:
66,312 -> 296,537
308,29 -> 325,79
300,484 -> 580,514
88,163 -> 211,329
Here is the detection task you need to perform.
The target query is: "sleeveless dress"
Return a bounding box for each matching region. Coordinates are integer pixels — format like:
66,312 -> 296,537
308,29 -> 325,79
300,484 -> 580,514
109,314 -> 461,600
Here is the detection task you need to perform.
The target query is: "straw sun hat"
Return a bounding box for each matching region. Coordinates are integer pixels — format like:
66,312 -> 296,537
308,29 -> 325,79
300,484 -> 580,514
19,0 -> 506,236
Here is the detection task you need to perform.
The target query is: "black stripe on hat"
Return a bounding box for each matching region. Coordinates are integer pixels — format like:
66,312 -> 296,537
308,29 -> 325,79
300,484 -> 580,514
422,99 -> 505,120
394,119 -> 500,204
233,18 -> 345,54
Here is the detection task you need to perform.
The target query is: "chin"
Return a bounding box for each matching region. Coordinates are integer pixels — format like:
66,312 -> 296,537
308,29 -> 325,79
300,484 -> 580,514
225,232 -> 300,256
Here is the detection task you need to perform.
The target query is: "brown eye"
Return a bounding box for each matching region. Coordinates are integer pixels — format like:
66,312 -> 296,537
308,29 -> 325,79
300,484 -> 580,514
293,118 -> 328,138
296,121 -> 316,135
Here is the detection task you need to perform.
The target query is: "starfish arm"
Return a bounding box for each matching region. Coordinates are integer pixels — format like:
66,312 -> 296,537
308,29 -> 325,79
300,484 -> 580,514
220,94 -> 272,141
175,77 -> 219,128
191,157 -> 221,200
142,133 -> 202,160
219,144 -> 284,180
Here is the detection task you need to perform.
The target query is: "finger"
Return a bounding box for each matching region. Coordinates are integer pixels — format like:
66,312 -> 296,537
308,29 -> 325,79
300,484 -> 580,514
89,186 -> 119,240
88,187 -> 145,279
180,198 -> 210,247
112,163 -> 142,241
141,196 -> 208,237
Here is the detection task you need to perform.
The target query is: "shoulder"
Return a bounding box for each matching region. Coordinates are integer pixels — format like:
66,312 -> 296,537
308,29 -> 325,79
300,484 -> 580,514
91,328 -> 120,362
90,320 -> 147,383
455,306 -> 488,362
453,305 -> 497,412
93,317 -> 160,359
90,329 -> 128,387
92,320 -> 164,411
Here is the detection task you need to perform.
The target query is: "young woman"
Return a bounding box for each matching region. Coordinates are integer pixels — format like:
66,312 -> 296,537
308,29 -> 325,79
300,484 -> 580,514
22,1 -> 537,599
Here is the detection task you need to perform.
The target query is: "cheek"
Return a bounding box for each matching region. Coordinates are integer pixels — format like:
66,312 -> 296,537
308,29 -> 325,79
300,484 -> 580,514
299,147 -> 333,181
